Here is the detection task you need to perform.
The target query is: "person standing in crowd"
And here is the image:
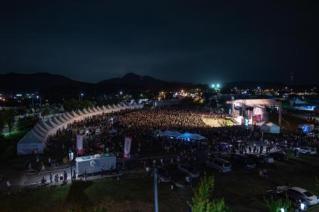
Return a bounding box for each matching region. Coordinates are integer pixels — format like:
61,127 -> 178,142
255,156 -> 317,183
64,170 -> 68,182
49,172 -> 53,183
41,176 -> 46,184
55,174 -> 59,183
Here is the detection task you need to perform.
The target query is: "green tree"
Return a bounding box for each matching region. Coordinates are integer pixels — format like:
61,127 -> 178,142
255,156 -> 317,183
1,109 -> 16,132
191,176 -> 229,212
314,177 -> 319,195
265,197 -> 292,212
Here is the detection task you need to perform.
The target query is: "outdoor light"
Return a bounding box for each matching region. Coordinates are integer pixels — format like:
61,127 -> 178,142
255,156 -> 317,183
211,83 -> 221,89
279,208 -> 285,212
300,203 -> 305,210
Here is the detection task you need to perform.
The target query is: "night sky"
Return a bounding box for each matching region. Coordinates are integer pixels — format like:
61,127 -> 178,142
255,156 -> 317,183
0,0 -> 318,84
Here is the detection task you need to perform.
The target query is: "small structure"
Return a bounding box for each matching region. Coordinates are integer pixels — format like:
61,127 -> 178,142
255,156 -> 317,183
157,130 -> 206,141
158,130 -> 181,138
227,99 -> 282,126
298,124 -> 315,134
75,154 -> 116,177
177,132 -> 206,141
261,122 -> 280,134
16,131 -> 45,155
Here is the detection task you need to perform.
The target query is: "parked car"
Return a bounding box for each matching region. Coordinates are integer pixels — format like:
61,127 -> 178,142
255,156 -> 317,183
158,168 -> 171,183
272,186 -> 319,207
287,187 -> 319,207
268,151 -> 288,161
171,170 -> 188,188
232,154 -> 256,169
206,158 -> 232,173
177,164 -> 200,178
263,155 -> 275,163
266,189 -> 307,211
294,147 -> 317,155
249,154 -> 274,164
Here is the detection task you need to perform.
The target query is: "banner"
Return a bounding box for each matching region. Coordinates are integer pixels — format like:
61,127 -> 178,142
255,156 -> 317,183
124,137 -> 132,159
76,134 -> 84,155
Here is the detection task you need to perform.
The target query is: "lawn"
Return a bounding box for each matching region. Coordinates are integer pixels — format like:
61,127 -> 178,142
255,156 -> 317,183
0,156 -> 318,212
0,174 -> 189,212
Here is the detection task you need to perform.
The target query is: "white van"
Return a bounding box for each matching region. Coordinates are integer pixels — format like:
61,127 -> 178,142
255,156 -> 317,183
206,158 -> 232,173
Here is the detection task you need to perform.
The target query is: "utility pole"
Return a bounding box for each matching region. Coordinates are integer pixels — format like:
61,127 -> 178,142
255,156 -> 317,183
153,166 -> 159,212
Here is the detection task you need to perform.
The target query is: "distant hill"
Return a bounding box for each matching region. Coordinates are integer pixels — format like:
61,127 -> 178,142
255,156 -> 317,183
0,72 -> 92,92
97,72 -> 201,92
0,72 -> 204,96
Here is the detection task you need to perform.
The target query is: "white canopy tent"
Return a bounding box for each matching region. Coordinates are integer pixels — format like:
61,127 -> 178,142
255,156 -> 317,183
261,122 -> 280,134
158,130 -> 181,138
177,132 -> 207,141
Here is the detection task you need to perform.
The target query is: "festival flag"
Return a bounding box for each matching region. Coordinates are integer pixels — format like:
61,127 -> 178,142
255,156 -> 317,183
76,134 -> 84,155
124,137 -> 132,159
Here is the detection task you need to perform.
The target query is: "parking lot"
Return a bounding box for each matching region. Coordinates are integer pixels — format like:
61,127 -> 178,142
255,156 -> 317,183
153,148 -> 319,211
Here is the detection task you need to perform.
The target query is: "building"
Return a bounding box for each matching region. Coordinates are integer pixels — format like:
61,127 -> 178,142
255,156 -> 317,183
227,99 -> 282,126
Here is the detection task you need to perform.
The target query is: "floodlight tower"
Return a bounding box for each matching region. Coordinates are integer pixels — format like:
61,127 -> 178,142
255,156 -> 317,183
211,83 -> 221,92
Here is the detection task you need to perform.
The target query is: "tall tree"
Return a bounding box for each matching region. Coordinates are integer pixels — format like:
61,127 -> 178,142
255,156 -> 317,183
191,176 -> 229,212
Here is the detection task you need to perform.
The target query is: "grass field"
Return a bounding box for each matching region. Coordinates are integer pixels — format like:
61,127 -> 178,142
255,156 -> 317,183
0,174 -> 190,212
0,156 -> 318,212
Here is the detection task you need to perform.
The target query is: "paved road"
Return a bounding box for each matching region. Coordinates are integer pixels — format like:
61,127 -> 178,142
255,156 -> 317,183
1,154 -> 176,190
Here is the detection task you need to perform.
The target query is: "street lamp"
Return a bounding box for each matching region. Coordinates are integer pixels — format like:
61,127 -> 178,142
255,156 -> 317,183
152,160 -> 159,212
211,83 -> 221,91
79,92 -> 84,101
36,95 -> 42,106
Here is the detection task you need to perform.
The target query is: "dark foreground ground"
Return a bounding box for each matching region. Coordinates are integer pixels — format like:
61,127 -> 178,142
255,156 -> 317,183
0,155 -> 319,212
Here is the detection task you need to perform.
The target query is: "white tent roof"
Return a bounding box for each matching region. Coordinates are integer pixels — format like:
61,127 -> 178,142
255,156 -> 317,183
17,103 -> 143,155
261,122 -> 280,134
177,132 -> 206,141
158,130 -> 181,138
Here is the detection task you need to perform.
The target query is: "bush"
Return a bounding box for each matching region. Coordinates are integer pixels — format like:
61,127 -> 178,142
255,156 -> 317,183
191,176 -> 230,212
265,197 -> 292,212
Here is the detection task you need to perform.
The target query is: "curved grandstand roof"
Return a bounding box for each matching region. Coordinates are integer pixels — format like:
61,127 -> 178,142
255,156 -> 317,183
17,103 -> 143,155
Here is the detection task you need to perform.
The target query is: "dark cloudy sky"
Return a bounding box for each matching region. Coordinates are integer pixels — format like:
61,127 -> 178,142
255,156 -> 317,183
0,0 -> 318,84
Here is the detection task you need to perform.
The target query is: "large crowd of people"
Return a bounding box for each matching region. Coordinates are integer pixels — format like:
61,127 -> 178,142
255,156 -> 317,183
42,105 -> 319,168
